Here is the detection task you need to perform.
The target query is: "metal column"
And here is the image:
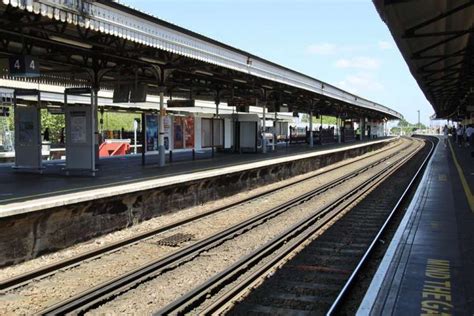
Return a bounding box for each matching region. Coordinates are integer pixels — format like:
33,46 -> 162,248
360,118 -> 365,141
158,91 -> 165,167
261,100 -> 267,154
309,111 -> 314,147
337,116 -> 342,144
92,87 -> 99,164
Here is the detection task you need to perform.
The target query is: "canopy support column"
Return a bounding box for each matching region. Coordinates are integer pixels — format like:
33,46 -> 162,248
158,90 -> 166,167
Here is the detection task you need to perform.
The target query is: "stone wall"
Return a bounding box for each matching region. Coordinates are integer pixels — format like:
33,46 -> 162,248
0,140 -> 394,267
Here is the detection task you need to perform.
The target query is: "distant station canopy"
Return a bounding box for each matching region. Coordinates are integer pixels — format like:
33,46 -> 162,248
374,0 -> 473,121
0,0 -> 403,120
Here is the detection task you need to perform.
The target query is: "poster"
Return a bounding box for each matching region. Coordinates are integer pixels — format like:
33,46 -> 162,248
146,114 -> 158,152
70,112 -> 87,144
184,116 -> 195,148
173,116 -> 184,149
19,121 -> 34,144
163,116 -> 171,150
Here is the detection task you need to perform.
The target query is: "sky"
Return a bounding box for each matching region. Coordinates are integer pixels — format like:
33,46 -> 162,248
122,0 -> 434,125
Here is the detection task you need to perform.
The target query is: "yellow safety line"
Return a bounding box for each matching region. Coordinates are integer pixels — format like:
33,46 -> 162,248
448,140 -> 474,213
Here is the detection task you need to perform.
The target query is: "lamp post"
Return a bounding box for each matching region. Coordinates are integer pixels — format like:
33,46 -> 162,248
417,110 -> 420,129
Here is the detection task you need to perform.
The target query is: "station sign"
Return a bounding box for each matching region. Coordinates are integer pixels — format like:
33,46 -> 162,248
8,55 -> 40,77
113,84 -> 130,103
130,84 -> 148,103
167,99 -> 195,108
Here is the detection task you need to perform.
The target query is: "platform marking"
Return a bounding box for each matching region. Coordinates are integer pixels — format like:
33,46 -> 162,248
448,140 -> 474,213
421,259 -> 453,316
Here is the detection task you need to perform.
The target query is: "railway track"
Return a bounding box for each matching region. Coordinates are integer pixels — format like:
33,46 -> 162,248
36,138 -> 424,315
0,139 -> 406,292
156,137 -> 431,315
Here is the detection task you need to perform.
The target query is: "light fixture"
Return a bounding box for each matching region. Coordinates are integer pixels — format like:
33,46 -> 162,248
194,70 -> 214,77
284,90 -> 292,94
262,85 -> 273,90
139,57 -> 166,65
233,78 -> 247,84
178,88 -> 190,91
49,35 -> 93,49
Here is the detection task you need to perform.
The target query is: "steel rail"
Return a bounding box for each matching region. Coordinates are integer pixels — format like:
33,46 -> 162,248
325,137 -> 436,315
156,139 -> 425,315
1,139 -> 405,292
37,141 -> 415,315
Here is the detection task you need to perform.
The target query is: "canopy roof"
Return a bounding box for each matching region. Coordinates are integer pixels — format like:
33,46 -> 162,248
0,0 -> 403,120
374,0 -> 473,119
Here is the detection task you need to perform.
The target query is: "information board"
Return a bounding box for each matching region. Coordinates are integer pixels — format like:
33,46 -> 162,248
65,105 -> 94,171
14,106 -> 42,169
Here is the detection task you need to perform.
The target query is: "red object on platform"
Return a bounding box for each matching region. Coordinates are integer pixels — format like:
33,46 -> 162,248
99,141 -> 130,157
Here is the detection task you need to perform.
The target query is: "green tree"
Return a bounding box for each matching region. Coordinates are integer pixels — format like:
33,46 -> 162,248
41,109 -> 65,143
301,114 -> 338,125
101,112 -> 141,131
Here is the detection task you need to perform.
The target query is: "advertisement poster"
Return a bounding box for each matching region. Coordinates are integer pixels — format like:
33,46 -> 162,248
173,116 -> 184,149
163,116 -> 171,150
184,116 -> 195,148
70,111 -> 87,144
146,114 -> 158,152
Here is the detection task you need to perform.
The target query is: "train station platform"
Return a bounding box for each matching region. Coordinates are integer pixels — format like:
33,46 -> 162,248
0,137 -> 398,266
0,138 -> 393,216
358,138 -> 474,315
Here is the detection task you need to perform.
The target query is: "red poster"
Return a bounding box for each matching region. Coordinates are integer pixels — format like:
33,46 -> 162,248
184,116 -> 195,148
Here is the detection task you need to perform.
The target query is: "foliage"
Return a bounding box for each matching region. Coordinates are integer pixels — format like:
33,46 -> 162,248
390,119 -> 427,135
101,112 -> 141,131
301,114 -> 338,125
41,109 -> 65,142
2,109 -> 140,144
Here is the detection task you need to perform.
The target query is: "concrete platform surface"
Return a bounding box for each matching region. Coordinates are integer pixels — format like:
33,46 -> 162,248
0,138 -> 394,217
358,138 -> 474,315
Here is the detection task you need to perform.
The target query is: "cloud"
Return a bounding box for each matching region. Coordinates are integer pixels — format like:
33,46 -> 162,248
338,72 -> 384,95
378,41 -> 393,50
306,43 -> 337,55
334,57 -> 381,70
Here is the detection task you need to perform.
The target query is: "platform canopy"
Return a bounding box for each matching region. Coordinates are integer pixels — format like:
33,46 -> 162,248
0,0 -> 402,120
374,0 -> 473,120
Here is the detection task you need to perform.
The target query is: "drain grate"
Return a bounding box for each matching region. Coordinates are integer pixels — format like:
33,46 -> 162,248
157,233 -> 194,247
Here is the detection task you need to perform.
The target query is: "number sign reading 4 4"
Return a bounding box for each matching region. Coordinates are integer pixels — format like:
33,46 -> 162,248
9,55 -> 40,77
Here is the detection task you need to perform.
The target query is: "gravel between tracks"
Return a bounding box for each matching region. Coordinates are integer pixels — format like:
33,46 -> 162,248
0,139 -> 408,315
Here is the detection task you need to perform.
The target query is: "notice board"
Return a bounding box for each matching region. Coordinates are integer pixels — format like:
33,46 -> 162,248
65,105 -> 94,170
14,106 -> 42,169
